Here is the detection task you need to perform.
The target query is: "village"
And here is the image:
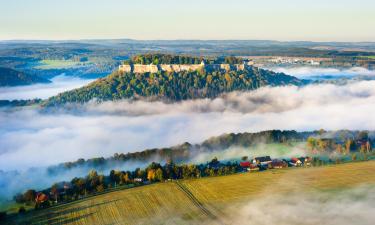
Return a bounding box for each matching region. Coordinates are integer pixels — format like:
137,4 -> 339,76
25,154 -> 314,210
238,155 -> 312,172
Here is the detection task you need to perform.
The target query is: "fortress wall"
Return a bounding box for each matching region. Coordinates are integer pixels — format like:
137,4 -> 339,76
180,64 -> 203,71
236,64 -> 245,71
118,65 -> 132,73
133,64 -> 159,73
119,63 -> 251,73
160,64 -> 173,72
171,65 -> 181,72
220,64 -> 231,71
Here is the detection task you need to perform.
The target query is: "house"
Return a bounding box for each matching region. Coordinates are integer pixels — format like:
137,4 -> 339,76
249,163 -> 259,172
271,159 -> 287,169
239,161 -> 259,172
35,193 -> 49,204
240,161 -> 250,167
304,157 -> 312,166
254,156 -> 272,166
134,178 -> 143,182
63,183 -> 71,190
289,157 -> 302,167
240,161 -> 251,171
35,193 -> 50,209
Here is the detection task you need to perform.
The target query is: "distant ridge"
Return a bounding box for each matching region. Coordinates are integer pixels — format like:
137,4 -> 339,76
0,67 -> 50,87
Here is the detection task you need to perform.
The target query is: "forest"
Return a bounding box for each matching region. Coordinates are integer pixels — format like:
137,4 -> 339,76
0,67 -> 50,86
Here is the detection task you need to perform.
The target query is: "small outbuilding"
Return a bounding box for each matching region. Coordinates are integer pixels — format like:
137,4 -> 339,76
254,156 -> 272,166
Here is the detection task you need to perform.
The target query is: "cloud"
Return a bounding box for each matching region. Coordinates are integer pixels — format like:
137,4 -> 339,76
267,66 -> 375,79
0,75 -> 94,100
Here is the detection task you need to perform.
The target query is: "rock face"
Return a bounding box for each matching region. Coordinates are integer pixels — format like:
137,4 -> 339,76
118,61 -> 252,73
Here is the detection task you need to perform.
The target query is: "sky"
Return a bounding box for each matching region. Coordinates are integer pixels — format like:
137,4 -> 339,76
0,0 -> 374,41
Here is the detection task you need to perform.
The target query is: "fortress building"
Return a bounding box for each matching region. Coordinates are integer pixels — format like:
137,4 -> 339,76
119,61 -> 252,73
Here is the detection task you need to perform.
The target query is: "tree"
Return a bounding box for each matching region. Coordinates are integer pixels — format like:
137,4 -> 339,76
96,184 -> 105,193
0,211 -> 6,221
352,153 -> 357,161
306,137 -> 316,150
155,168 -> 164,182
346,139 -> 357,152
206,75 -> 213,84
363,153 -> 368,161
51,184 -> 59,203
336,144 -> 343,154
23,189 -> 36,203
318,129 -> 326,135
18,207 -> 26,214
147,169 -> 155,181
357,131 -> 369,141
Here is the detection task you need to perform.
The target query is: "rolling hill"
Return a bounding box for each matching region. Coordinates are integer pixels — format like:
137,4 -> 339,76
4,161 -> 375,225
0,67 -> 50,87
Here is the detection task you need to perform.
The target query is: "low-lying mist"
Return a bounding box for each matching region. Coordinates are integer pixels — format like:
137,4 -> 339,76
3,80 -> 375,170
0,143 -> 308,201
219,185 -> 375,225
1,79 -> 375,200
267,66 -> 375,79
0,75 -> 94,100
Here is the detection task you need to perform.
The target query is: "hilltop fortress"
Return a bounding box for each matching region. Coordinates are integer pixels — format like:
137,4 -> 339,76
119,61 -> 253,73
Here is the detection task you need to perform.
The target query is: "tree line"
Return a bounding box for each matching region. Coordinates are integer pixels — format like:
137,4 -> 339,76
14,158 -> 241,209
124,54 -> 244,65
47,130 -> 309,174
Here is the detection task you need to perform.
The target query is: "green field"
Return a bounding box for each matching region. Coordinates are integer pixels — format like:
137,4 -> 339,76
34,60 -> 89,69
359,56 -> 375,60
4,161 -> 375,225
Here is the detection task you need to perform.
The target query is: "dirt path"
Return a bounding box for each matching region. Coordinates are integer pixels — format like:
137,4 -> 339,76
175,180 -> 225,225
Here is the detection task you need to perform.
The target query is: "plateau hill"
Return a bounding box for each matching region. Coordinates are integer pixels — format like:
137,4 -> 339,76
0,67 -> 50,86
43,55 -> 302,106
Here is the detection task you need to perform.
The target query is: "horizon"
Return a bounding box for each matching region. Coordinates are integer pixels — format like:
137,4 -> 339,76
1,38 -> 375,44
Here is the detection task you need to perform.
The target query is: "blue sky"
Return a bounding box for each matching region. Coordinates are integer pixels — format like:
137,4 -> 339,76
0,0 -> 374,41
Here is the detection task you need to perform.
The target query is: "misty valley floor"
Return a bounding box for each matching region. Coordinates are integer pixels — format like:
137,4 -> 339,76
5,161 -> 375,225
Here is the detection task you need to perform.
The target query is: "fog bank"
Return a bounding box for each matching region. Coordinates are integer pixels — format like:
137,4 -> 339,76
0,75 -> 94,100
1,79 -> 375,200
268,66 -> 375,79
222,185 -> 375,225
2,80 -> 375,171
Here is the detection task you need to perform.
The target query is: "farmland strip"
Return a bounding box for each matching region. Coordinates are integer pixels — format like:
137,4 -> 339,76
175,181 -> 225,225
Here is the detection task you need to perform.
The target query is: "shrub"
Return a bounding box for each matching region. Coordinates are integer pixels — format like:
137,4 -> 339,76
18,206 -> 26,214
0,211 -> 7,221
